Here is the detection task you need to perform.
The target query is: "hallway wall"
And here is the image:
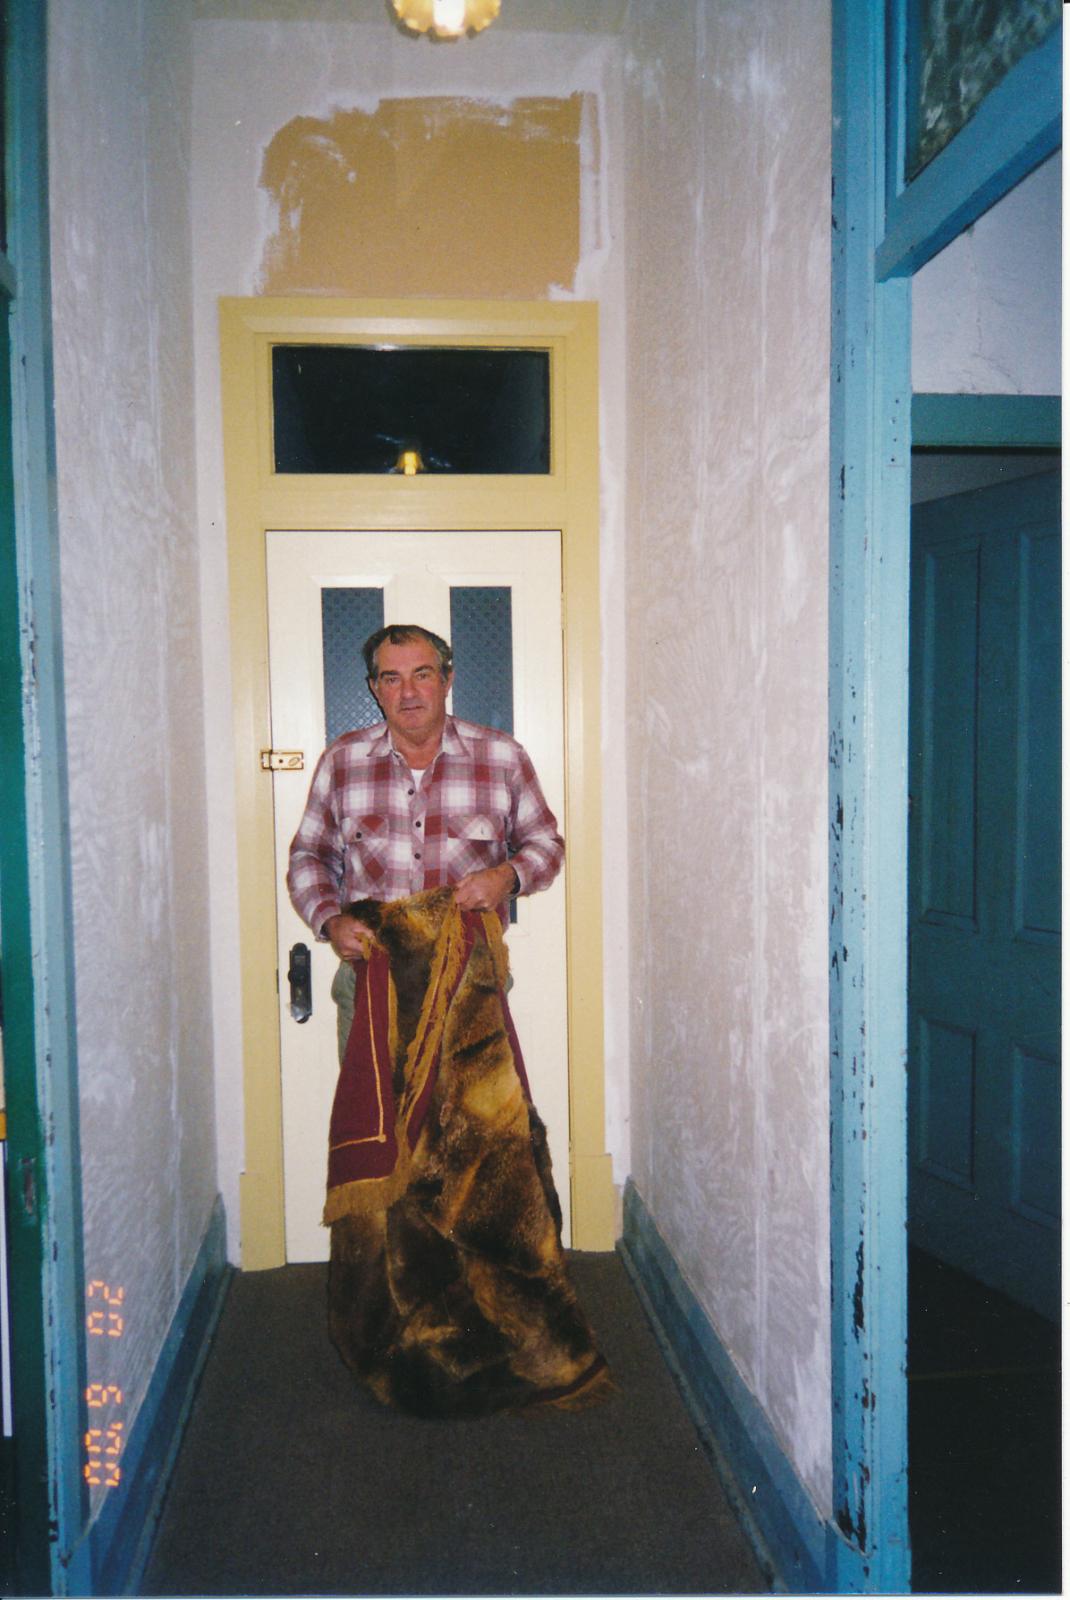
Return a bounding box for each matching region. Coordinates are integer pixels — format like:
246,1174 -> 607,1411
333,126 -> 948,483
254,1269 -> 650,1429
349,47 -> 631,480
39,0 -> 836,1554
42,0 -> 836,1541
190,3 -> 632,1252
913,149 -> 1061,395
47,0 -> 217,1512
191,0 -> 834,1517
620,2 -> 833,1516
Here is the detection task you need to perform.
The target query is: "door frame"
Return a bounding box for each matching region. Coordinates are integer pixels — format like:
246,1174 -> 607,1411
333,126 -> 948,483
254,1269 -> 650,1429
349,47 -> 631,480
220,296 -> 615,1267
1,1 -> 88,1591
829,6 -> 1060,1589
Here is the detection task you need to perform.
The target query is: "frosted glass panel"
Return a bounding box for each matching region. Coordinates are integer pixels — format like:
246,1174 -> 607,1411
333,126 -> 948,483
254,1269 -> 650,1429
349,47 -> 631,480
450,586 -> 516,923
449,587 -> 514,734
322,588 -> 384,742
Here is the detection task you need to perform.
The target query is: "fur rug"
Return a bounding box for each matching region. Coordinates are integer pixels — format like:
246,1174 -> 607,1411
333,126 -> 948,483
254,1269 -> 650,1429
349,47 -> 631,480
325,887 -> 610,1418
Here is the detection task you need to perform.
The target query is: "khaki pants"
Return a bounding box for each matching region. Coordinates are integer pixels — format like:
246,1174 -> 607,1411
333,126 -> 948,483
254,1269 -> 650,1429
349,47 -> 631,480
331,960 -> 358,1066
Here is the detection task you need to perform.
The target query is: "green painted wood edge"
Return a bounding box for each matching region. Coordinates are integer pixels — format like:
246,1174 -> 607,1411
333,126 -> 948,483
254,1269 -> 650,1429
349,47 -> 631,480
829,2 -> 912,1591
620,1182 -> 829,1594
0,221 -> 49,1600
75,1198 -> 231,1598
912,394 -> 1061,449
4,1 -> 88,1590
877,25 -> 1061,280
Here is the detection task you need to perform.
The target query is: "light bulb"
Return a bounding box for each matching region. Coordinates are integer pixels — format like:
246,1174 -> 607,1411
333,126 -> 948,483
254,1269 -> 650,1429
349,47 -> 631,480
432,0 -> 466,34
392,0 -> 500,39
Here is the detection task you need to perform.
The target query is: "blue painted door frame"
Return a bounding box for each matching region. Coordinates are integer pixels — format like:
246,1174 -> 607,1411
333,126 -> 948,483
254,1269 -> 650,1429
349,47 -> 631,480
828,5 -> 1060,1590
2,2 -> 88,1591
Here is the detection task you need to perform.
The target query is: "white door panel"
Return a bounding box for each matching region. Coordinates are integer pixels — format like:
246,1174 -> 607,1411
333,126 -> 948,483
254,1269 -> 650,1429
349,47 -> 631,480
266,530 -> 569,1260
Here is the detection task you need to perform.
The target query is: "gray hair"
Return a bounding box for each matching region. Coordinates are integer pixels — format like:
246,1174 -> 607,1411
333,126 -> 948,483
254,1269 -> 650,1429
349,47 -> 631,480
362,624 -> 453,681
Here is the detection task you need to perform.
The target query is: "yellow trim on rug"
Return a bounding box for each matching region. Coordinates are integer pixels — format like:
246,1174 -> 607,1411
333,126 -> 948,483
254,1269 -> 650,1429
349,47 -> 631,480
396,901 -> 469,1131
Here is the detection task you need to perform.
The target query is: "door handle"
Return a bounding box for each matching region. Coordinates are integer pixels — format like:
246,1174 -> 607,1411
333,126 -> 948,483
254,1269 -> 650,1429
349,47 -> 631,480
287,942 -> 312,1023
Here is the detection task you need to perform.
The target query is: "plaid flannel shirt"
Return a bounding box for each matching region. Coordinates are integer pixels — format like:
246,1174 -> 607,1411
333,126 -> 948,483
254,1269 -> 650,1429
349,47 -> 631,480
287,716 -> 565,938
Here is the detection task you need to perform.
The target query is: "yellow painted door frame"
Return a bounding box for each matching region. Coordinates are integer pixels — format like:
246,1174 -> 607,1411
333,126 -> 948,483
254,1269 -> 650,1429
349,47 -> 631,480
219,296 -> 614,1266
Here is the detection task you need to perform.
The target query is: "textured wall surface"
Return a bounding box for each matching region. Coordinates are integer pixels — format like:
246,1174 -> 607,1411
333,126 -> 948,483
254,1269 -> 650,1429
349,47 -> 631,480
47,0 -> 835,1528
49,0 -> 216,1513
913,151 -> 1061,394
192,13 -> 631,1244
621,1 -> 833,1515
45,0 -> 837,1532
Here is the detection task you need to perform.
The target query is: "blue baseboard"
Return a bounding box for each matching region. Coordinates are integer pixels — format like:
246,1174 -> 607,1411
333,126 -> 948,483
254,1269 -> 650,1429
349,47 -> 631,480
620,1180 -> 856,1595
79,1195 -> 231,1597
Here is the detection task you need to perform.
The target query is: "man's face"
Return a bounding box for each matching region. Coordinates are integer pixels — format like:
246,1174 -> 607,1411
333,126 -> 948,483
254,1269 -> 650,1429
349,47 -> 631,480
370,638 -> 453,746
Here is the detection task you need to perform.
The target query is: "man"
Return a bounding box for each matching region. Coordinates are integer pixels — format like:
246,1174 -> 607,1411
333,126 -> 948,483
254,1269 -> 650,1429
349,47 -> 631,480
287,622 -> 565,1047
289,625 -> 607,1415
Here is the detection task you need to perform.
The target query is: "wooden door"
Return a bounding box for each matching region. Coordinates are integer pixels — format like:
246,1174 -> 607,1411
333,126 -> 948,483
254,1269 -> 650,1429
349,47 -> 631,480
908,470 -> 1060,1319
266,529 -> 569,1260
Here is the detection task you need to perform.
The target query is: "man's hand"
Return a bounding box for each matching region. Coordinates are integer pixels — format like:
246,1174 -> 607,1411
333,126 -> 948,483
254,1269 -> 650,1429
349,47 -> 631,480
453,863 -> 517,913
323,912 -> 376,961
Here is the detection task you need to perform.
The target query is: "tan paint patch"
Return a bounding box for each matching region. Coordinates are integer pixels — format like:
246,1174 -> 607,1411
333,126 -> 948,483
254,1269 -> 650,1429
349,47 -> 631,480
259,95 -> 585,298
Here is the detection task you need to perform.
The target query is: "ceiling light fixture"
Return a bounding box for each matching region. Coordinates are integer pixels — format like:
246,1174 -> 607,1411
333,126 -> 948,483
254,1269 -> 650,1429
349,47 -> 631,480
392,0 -> 501,40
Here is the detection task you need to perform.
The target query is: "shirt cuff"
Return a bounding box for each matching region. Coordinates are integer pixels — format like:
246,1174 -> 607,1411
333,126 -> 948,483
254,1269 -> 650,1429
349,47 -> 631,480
312,901 -> 342,940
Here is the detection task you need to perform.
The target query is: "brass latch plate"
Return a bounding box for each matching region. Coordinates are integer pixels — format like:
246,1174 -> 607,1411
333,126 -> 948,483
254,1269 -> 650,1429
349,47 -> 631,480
260,749 -> 305,771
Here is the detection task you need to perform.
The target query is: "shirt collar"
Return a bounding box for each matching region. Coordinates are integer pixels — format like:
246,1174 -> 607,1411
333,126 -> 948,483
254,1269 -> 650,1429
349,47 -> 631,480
440,716 -> 471,757
364,715 -> 470,762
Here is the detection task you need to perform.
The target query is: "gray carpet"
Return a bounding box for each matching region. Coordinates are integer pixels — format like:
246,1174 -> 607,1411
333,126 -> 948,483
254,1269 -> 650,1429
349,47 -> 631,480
143,1252 -> 769,1596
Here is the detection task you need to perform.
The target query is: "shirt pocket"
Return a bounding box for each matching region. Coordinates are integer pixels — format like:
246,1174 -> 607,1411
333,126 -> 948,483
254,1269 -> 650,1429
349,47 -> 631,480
445,812 -> 503,873
447,813 -> 499,844
343,813 -> 391,858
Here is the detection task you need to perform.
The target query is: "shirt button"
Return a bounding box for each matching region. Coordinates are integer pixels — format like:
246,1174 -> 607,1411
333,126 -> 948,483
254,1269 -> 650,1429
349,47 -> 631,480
414,851 -> 422,861
415,820 -> 422,829
408,788 -> 414,796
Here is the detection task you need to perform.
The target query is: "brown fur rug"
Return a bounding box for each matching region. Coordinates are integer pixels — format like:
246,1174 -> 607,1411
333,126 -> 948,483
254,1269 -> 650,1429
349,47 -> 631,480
325,887 -> 610,1419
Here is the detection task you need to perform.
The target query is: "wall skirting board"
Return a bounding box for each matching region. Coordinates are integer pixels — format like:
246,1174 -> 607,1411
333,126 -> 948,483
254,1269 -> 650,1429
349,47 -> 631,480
73,1196 -> 231,1597
619,1181 -> 863,1595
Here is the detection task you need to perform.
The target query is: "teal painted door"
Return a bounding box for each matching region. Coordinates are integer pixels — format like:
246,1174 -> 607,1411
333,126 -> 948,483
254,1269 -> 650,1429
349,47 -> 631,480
0,300 -> 50,1592
908,470 -> 1060,1321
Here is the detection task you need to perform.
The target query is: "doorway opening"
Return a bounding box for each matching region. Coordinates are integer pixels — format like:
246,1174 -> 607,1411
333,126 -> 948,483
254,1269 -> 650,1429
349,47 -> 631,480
906,446 -> 1061,1592
219,297 -> 615,1268
830,4 -> 1059,1586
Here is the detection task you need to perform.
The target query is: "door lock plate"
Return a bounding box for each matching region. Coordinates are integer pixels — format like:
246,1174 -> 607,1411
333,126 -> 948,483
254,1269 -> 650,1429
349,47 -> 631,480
260,750 -> 304,771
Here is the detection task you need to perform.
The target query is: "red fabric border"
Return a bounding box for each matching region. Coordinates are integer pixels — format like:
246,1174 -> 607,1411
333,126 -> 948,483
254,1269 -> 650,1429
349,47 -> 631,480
326,949 -> 398,1186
